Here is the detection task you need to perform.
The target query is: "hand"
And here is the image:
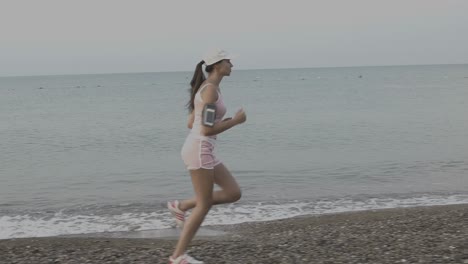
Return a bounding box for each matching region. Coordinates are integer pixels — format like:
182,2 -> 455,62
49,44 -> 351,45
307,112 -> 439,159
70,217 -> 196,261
222,117 -> 232,122
233,108 -> 247,125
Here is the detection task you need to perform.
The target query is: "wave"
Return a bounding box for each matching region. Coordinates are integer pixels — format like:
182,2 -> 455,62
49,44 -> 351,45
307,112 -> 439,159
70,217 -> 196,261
1,193 -> 468,239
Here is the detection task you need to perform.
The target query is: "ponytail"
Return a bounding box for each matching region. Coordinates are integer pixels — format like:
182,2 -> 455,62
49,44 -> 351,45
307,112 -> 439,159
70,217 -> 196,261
186,61 -> 206,112
186,60 -> 217,112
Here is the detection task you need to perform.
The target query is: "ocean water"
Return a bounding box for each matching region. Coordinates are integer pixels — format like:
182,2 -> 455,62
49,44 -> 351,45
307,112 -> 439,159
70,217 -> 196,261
1,65 -> 468,239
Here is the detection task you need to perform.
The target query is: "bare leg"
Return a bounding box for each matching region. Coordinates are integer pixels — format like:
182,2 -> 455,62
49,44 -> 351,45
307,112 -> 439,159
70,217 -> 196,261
178,163 -> 241,211
171,168 -> 214,259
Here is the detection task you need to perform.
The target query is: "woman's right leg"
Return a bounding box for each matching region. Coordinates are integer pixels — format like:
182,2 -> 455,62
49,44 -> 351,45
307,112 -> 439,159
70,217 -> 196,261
177,163 -> 241,211
171,168 -> 214,259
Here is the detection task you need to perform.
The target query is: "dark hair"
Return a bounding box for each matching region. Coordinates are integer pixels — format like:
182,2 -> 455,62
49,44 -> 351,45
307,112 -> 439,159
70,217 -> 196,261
186,61 -> 214,112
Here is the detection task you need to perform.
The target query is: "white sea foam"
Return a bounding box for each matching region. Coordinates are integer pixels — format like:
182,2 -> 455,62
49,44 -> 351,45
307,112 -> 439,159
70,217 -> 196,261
1,194 -> 467,240
203,194 -> 468,226
0,211 -> 172,240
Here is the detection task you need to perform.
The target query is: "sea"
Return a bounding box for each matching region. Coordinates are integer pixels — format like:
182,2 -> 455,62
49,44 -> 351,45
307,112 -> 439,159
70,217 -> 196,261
1,64 -> 468,239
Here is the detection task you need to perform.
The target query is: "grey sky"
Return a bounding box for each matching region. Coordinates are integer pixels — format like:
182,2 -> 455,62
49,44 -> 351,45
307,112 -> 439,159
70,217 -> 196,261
1,0 -> 467,76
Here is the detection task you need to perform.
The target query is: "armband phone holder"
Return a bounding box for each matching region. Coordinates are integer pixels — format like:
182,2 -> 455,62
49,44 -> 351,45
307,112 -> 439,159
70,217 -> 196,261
202,103 -> 216,127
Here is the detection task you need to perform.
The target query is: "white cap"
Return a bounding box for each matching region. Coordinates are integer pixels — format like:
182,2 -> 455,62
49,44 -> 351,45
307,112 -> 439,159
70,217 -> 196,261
203,49 -> 236,66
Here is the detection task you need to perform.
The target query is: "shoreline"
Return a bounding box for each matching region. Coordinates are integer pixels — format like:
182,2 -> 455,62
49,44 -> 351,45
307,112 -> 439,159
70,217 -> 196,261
1,204 -> 467,263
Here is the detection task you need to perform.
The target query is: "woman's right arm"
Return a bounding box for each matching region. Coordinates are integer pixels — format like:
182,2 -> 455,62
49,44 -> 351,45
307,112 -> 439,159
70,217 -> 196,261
187,111 -> 195,129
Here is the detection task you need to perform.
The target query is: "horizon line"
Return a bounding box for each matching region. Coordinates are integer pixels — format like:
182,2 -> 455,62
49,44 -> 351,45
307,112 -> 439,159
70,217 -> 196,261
1,62 -> 467,78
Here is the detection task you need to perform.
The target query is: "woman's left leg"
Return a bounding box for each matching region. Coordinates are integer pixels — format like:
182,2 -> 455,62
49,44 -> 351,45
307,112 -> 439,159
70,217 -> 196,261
177,163 -> 241,211
171,168 -> 214,258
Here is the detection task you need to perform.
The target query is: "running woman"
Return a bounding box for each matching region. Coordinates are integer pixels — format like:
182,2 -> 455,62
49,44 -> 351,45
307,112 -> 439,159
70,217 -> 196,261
168,49 -> 246,264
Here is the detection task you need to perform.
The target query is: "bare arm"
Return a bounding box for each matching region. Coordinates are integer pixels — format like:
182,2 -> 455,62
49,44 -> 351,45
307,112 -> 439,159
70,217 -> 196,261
187,111 -> 194,129
204,111 -> 246,136
199,84 -> 246,136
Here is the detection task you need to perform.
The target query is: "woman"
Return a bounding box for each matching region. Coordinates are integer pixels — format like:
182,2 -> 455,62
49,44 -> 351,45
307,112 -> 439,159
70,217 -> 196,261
167,49 -> 247,263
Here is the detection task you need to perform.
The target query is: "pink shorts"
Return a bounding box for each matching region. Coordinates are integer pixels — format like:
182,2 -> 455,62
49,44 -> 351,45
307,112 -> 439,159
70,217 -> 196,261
181,134 -> 221,170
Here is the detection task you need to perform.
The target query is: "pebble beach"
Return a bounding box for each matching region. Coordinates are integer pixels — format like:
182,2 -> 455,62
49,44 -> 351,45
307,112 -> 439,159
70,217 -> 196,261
1,204 -> 467,264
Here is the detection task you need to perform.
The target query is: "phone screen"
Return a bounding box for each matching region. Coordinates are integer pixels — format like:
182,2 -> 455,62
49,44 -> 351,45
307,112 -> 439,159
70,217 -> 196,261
203,107 -> 216,126
206,109 -> 215,122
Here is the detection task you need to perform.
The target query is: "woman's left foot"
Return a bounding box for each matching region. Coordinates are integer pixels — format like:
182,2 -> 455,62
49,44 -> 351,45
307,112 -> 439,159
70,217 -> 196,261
169,253 -> 204,264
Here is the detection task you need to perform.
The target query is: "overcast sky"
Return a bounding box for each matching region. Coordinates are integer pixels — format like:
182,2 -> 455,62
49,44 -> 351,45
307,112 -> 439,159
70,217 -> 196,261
1,0 -> 467,77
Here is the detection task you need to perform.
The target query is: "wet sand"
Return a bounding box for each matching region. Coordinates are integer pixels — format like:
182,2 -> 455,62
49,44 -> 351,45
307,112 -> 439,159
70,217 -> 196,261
1,204 -> 467,263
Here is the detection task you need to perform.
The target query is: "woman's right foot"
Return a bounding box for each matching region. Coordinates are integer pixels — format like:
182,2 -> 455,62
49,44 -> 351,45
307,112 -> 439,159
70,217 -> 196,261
169,254 -> 204,264
167,200 -> 185,228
